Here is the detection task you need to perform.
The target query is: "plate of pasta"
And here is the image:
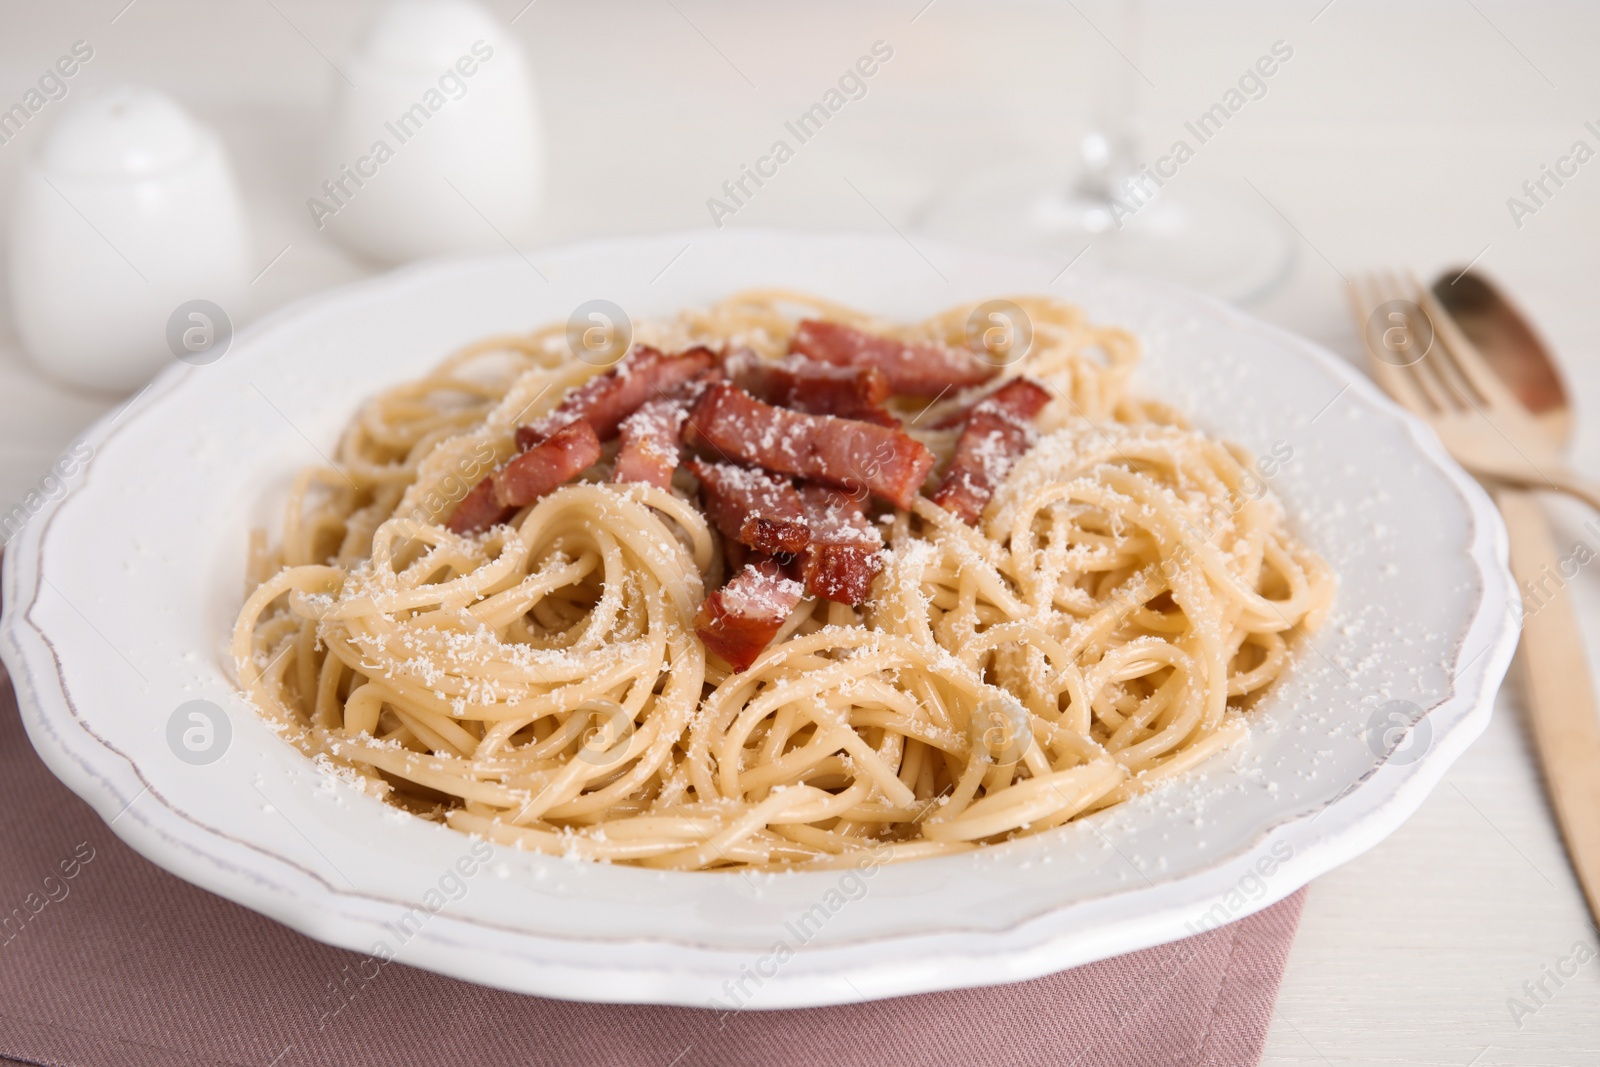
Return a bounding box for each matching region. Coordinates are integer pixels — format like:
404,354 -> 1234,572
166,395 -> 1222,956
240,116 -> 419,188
0,230 -> 1516,1006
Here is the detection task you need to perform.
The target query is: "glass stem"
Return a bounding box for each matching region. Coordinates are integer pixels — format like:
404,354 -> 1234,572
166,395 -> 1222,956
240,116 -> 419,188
1072,0 -> 1145,210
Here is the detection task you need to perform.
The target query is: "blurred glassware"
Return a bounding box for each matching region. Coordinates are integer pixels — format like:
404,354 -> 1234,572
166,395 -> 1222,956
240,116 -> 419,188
915,0 -> 1292,305
8,85 -> 250,392
316,0 -> 544,265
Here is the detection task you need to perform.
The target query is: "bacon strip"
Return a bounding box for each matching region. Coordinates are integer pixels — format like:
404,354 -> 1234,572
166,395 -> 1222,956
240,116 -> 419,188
492,420 -> 602,509
446,476 -> 513,536
687,458 -> 810,556
986,377 -> 1052,420
613,397 -> 686,490
789,320 -> 997,397
728,350 -> 895,424
931,376 -> 1053,430
797,484 -> 883,605
517,344 -> 716,449
684,383 -> 934,510
695,558 -> 805,672
930,379 -> 1054,525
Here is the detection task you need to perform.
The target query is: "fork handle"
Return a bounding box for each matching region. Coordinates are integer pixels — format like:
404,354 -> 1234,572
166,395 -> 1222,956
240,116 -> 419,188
1538,469 -> 1600,516
1497,487 -> 1600,925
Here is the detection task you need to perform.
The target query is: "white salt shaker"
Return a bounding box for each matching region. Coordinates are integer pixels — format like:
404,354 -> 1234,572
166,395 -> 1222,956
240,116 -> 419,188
8,86 -> 250,392
314,0 -> 544,264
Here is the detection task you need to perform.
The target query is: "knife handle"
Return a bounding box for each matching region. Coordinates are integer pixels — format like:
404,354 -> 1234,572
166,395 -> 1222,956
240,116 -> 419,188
1497,487 -> 1600,923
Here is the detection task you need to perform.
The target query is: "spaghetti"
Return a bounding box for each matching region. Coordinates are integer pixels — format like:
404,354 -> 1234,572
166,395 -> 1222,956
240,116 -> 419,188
233,292 -> 1334,870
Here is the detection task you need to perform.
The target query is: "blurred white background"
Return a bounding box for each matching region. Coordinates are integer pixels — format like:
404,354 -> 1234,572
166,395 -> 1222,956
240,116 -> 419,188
1,2 -> 1597,1062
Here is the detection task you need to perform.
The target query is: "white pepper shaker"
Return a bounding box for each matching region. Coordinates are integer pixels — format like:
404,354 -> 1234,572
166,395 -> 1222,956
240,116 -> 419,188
9,85 -> 250,392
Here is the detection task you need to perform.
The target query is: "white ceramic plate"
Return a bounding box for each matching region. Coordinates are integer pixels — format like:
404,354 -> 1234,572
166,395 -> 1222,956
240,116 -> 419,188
0,230 -> 1517,1008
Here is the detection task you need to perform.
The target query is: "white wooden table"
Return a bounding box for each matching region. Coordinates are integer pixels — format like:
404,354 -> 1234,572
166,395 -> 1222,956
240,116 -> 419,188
1,2 -> 1596,1062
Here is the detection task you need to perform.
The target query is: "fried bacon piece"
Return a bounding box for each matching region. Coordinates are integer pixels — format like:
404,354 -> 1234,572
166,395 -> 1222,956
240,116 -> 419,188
687,458 -> 810,555
516,344 -> 717,449
930,375 -> 1054,430
683,383 -> 934,510
445,476 -> 513,536
984,377 -> 1053,420
447,421 -> 603,534
797,484 -> 884,605
613,397 -> 687,490
727,350 -> 895,424
788,320 -> 997,397
931,378 -> 1054,525
612,367 -> 729,489
695,558 -> 805,672
493,420 -> 602,507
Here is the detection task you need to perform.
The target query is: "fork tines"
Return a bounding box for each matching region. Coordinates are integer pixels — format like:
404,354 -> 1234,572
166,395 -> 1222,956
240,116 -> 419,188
1348,271 -> 1495,414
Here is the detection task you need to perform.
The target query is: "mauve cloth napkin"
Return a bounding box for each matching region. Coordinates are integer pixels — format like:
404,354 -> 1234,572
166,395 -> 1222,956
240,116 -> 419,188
0,663 -> 1305,1067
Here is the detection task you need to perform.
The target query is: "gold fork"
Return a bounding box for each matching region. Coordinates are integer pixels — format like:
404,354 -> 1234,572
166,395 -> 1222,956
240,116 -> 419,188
1348,271 -> 1600,511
